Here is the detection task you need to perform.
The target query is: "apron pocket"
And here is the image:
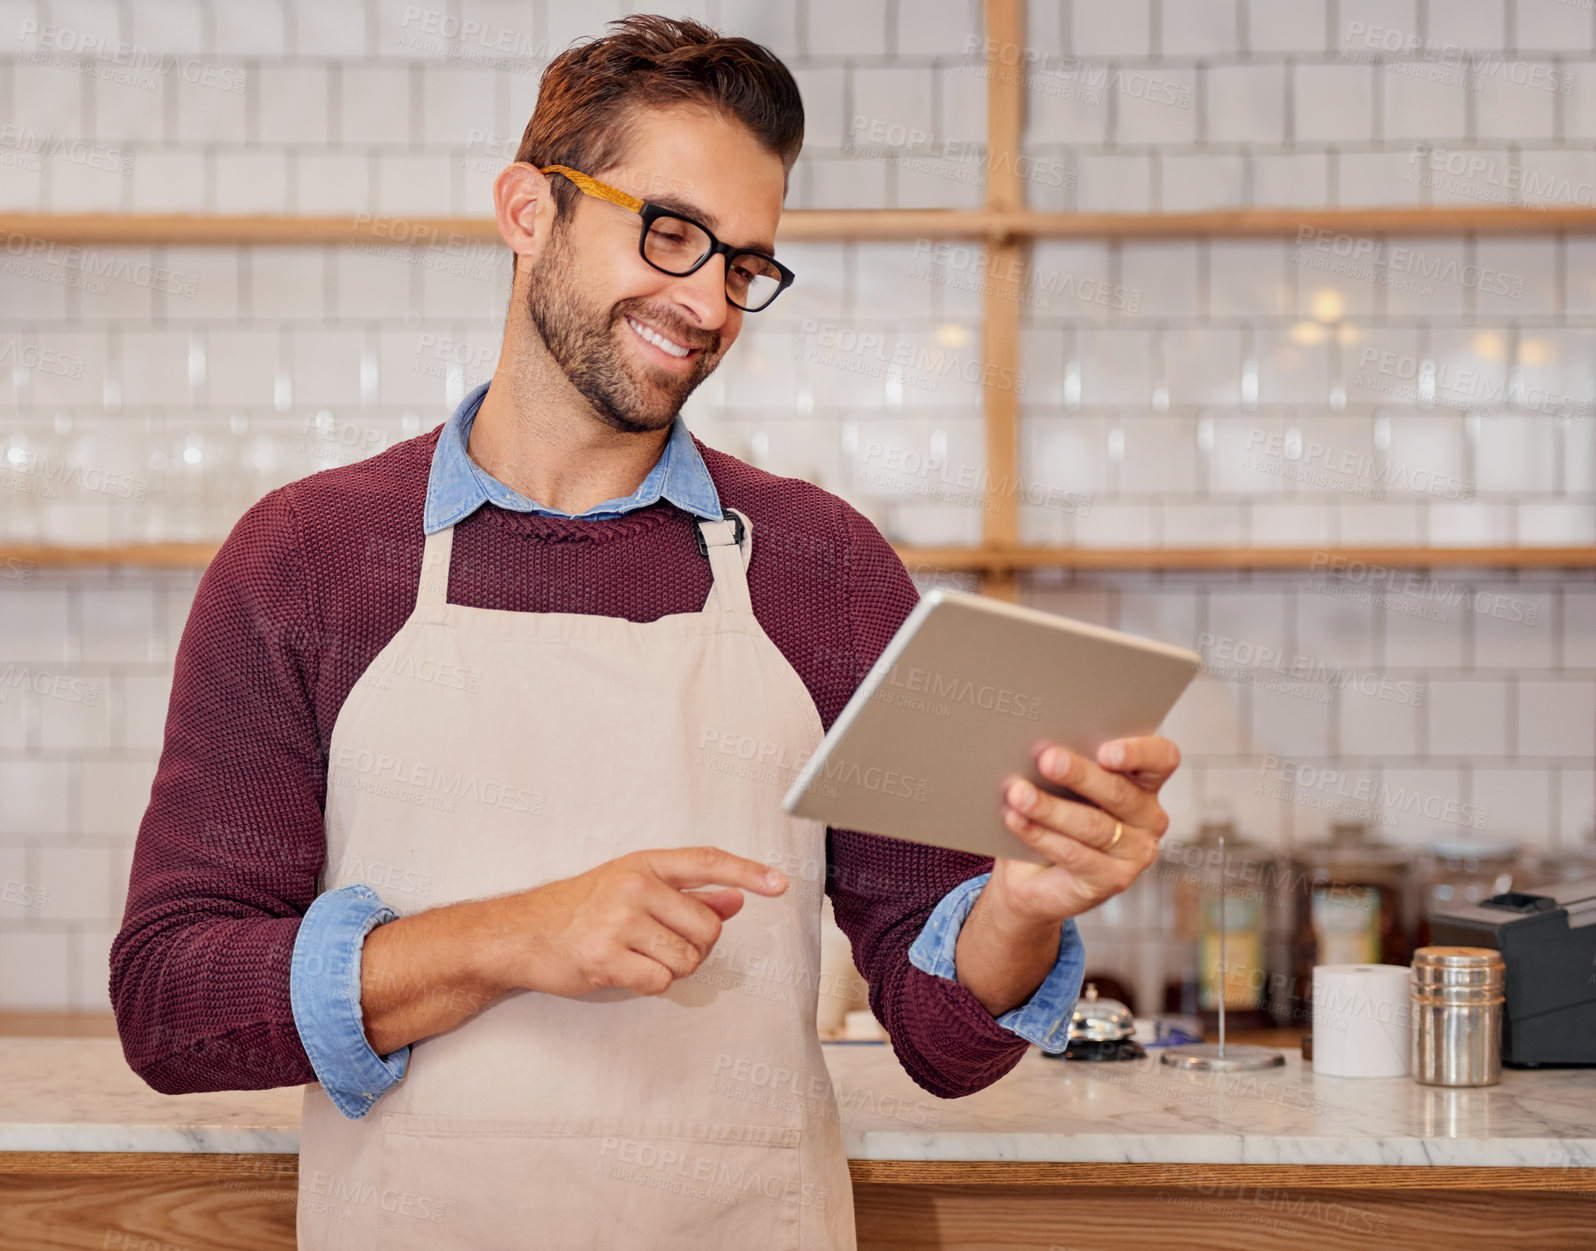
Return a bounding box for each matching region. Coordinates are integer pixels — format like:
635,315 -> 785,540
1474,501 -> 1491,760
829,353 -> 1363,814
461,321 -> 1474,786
377,1114 -> 808,1251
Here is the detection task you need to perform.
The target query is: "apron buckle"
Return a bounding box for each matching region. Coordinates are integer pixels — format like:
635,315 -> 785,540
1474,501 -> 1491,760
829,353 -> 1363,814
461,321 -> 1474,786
693,508 -> 746,558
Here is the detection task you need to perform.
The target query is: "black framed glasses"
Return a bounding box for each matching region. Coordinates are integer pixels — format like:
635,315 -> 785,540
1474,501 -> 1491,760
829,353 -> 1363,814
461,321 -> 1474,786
540,164 -> 795,312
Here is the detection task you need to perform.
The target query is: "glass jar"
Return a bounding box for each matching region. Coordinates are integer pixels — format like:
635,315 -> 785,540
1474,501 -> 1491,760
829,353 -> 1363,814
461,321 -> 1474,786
1161,819 -> 1280,1031
1518,826 -> 1596,891
1285,821 -> 1415,1028
1413,840 -> 1523,948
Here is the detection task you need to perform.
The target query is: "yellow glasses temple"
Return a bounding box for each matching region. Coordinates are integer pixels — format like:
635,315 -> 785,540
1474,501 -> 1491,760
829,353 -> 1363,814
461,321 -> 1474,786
539,165 -> 644,214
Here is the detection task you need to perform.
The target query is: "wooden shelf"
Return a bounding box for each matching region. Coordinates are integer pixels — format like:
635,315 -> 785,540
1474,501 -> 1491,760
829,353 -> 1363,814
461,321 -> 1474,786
899,545 -> 1596,572
0,1012 -> 117,1038
1,543 -> 221,569
6,206 -> 1596,247
5,543 -> 1593,573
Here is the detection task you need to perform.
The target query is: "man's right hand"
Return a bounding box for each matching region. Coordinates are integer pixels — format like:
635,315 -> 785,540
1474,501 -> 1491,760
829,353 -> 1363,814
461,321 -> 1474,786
358,847 -> 788,1056
481,847 -> 790,998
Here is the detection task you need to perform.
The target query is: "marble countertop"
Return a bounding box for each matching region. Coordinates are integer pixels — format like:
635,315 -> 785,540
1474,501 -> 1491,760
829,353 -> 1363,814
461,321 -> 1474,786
2,1038 -> 302,1155
5,1038 -> 1594,1168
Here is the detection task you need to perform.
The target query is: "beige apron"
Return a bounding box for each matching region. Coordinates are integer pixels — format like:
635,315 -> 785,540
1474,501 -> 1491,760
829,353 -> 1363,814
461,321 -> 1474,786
297,511 -> 857,1250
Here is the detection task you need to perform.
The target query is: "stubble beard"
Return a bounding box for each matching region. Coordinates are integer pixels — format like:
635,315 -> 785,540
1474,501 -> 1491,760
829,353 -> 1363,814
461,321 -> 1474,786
524,222 -> 725,435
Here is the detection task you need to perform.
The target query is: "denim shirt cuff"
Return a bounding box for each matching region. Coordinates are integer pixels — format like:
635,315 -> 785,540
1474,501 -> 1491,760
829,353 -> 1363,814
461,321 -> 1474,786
290,884 -> 410,1120
908,871 -> 1087,1053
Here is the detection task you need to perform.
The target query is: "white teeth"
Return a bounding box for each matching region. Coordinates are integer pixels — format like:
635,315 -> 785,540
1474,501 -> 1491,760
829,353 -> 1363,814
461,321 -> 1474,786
627,316 -> 690,358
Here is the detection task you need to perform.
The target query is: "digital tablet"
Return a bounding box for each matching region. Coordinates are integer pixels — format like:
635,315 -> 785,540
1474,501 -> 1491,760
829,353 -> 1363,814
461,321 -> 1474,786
781,590 -> 1201,864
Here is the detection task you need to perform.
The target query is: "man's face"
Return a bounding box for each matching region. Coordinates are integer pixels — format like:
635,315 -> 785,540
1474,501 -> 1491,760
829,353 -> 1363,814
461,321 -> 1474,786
525,105 -> 787,434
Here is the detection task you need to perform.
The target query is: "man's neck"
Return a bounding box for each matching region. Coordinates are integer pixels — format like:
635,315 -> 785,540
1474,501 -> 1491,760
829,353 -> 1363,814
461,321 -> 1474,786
467,351 -> 672,516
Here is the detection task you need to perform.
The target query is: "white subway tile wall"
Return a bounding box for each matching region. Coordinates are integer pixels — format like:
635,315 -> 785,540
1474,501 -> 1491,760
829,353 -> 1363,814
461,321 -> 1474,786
2,0 -> 1595,1006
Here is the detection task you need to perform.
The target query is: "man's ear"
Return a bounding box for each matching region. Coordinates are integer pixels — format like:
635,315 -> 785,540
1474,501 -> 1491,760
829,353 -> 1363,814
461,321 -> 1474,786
495,163 -> 558,269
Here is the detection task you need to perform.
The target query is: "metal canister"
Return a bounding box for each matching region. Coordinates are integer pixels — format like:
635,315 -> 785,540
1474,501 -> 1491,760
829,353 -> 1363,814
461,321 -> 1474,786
1410,946 -> 1505,1087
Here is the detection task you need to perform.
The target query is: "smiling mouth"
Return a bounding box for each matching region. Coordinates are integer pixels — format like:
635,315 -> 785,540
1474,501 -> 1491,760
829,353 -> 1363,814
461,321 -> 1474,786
624,314 -> 695,360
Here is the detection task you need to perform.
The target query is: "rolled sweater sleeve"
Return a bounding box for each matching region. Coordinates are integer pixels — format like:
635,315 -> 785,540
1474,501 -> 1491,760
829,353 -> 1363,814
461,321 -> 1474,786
824,507 -> 1034,1100
110,488 -> 327,1094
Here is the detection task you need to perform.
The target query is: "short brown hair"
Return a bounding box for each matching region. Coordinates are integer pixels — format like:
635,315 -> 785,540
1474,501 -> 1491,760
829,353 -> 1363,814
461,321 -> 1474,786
516,14 -> 804,217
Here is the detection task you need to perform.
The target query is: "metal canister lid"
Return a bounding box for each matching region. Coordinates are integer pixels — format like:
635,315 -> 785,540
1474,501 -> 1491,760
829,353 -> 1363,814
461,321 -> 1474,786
1410,946 -> 1505,994
1413,945 -> 1503,964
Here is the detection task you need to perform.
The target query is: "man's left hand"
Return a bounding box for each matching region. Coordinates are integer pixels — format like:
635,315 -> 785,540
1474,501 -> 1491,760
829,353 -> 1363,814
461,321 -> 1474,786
989,735 -> 1181,925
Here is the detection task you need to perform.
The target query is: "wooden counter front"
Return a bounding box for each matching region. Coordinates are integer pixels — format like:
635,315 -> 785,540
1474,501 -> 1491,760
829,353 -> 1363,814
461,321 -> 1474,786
4,1152 -> 1596,1249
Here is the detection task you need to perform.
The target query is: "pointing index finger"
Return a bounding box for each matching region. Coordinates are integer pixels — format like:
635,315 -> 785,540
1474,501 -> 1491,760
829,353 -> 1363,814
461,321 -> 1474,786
641,846 -> 788,895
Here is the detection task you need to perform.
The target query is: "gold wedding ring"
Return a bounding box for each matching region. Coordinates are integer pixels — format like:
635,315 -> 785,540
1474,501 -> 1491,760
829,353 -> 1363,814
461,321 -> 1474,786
1107,821 -> 1124,851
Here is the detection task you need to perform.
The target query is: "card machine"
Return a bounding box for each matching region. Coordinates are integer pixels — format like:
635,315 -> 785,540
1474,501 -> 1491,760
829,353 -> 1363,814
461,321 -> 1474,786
1428,875 -> 1596,1066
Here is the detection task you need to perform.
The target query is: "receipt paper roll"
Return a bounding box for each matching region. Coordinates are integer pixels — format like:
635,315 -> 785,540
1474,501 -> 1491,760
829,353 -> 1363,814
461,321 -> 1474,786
1312,963 -> 1411,1078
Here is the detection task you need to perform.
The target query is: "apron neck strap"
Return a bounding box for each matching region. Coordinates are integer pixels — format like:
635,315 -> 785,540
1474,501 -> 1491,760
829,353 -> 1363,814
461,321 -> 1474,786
697,508 -> 753,615
416,525 -> 455,609
413,512 -> 754,614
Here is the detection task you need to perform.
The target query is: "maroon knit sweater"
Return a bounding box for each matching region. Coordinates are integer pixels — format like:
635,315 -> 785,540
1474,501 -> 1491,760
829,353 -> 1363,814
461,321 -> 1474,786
110,428 -> 1030,1103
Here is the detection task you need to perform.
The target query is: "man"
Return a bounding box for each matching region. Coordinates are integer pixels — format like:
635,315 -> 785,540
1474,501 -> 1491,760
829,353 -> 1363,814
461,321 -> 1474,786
111,17 -> 1180,1250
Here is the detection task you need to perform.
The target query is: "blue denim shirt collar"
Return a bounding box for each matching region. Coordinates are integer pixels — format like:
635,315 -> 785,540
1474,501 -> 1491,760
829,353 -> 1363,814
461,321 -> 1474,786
422,381 -> 722,534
